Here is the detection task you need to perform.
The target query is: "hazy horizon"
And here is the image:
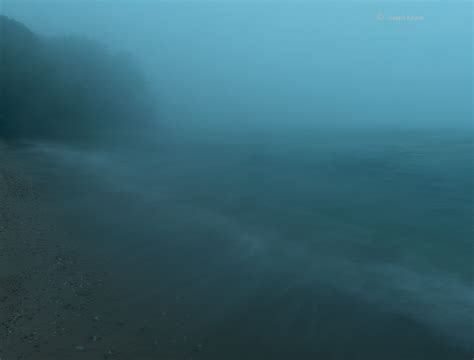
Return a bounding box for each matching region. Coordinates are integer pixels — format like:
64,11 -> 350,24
2,1 -> 472,133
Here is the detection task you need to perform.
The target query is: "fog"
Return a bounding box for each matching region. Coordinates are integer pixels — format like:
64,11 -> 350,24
0,1 -> 472,359
3,1 -> 472,133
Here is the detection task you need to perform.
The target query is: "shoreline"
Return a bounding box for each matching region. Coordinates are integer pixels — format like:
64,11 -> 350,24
0,138 -> 471,359
0,145 -> 109,359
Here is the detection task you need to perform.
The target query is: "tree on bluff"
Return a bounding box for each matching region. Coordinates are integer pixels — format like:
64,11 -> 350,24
0,15 -> 157,144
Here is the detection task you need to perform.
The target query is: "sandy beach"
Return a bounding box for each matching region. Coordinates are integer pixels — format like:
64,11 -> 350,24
0,144 -> 112,360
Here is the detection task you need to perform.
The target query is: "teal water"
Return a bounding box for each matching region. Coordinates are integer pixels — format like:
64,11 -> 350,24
25,129 -> 473,359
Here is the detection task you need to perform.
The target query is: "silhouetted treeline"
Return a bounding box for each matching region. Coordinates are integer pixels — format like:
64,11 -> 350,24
0,16 -> 156,144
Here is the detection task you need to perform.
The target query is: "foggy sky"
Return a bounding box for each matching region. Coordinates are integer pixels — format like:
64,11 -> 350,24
1,0 -> 472,131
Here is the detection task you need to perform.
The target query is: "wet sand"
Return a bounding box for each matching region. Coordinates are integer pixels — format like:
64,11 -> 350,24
0,144 -> 112,360
0,142 -> 210,360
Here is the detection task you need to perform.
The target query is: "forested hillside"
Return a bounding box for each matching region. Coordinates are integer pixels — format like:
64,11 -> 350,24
0,15 -> 156,144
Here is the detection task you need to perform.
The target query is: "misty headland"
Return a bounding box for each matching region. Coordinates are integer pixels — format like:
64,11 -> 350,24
0,2 -> 472,360
0,15 -> 157,146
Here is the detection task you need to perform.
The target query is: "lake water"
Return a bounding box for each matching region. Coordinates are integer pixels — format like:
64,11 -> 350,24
21,128 -> 473,359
